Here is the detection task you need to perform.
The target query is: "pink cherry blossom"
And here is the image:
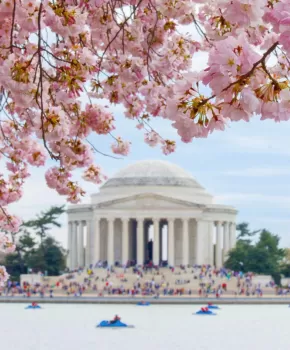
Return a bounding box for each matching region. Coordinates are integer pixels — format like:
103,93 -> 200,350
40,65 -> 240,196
83,165 -> 107,184
0,210 -> 22,233
161,140 -> 176,155
144,131 -> 160,147
0,233 -> 16,254
111,137 -> 131,155
0,266 -> 9,287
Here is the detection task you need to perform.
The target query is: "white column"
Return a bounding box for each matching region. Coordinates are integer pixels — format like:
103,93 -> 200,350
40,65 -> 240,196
233,223 -> 237,247
153,218 -> 159,266
195,220 -> 203,265
215,221 -> 222,268
182,219 -> 189,266
93,218 -> 100,264
72,221 -> 78,269
122,218 -> 129,265
107,218 -> 115,266
67,222 -> 72,269
230,222 -> 236,249
77,221 -> 85,267
85,220 -> 92,266
168,219 -> 175,266
208,222 -> 214,266
159,225 -> 162,262
137,218 -> 144,265
144,223 -> 148,261
223,222 -> 230,262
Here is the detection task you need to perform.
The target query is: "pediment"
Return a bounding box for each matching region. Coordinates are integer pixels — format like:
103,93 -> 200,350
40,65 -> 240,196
95,193 -> 205,210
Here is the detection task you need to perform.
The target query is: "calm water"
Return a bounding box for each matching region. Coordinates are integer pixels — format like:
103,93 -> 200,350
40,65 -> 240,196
1,303 -> 289,350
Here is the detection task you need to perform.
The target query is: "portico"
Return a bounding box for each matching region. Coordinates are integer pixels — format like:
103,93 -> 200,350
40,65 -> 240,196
67,160 -> 238,269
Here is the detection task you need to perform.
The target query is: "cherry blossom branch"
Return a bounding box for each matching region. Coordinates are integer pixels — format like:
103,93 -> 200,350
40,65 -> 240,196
261,61 -> 279,87
97,0 -> 143,71
40,46 -> 73,65
191,14 -> 212,47
37,4 -> 48,152
9,0 -> 16,53
86,139 -> 122,159
223,42 -> 279,91
0,207 -> 13,227
146,2 -> 159,79
196,41 -> 279,109
35,2 -> 58,161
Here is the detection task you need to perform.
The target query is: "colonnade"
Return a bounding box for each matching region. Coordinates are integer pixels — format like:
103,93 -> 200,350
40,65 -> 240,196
67,218 -> 236,270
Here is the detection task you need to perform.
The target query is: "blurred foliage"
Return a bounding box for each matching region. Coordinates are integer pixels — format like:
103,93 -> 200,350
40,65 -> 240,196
3,206 -> 66,281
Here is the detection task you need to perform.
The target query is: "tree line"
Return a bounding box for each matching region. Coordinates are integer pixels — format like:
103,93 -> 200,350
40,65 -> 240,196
224,222 -> 290,286
1,206 -> 66,281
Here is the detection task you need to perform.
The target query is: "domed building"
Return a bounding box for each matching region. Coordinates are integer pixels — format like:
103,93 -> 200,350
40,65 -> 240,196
67,160 -> 237,269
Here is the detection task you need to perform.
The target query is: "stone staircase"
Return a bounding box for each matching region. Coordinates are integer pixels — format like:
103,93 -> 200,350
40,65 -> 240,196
46,267 -> 241,294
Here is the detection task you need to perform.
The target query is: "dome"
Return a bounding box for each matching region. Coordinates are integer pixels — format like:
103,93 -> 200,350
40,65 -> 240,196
101,160 -> 204,189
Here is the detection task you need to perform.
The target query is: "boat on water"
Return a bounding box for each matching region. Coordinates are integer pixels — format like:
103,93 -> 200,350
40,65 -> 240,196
97,320 -> 134,328
25,304 -> 41,309
136,301 -> 150,306
194,307 -> 216,315
207,304 -> 220,310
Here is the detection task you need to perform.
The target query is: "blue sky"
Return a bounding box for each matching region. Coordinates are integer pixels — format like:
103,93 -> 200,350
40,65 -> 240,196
8,102 -> 290,249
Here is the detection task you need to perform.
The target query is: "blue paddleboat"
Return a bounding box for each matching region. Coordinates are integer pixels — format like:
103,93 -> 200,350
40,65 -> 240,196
207,304 -> 220,310
136,301 -> 150,306
194,308 -> 216,315
97,320 -> 134,328
25,305 -> 41,309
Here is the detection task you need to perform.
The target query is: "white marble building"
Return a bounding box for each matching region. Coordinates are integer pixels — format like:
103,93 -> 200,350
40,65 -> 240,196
67,160 -> 237,269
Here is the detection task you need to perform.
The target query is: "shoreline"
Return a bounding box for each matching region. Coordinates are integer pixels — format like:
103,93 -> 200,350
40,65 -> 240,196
0,296 -> 290,305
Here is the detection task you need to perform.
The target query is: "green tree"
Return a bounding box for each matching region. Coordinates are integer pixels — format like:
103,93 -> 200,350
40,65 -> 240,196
4,229 -> 36,280
3,205 -> 66,280
43,237 -> 66,275
256,230 -> 284,257
225,224 -> 285,285
224,240 -> 253,271
4,254 -> 24,281
25,205 -> 65,244
26,236 -> 66,276
278,248 -> 290,278
247,246 -> 277,275
236,222 -> 260,242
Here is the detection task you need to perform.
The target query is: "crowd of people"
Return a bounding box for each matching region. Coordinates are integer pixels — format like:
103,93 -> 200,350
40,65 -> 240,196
1,263 -> 289,298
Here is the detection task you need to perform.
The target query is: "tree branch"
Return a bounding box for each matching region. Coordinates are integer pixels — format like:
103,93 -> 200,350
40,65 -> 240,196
86,139 -> 122,159
196,41 -> 279,109
10,0 -> 16,53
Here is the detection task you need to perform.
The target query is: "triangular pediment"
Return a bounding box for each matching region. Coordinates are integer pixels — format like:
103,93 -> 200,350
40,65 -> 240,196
95,193 -> 205,210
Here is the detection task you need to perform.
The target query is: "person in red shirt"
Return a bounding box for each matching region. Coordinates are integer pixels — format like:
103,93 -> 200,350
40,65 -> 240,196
110,315 -> 121,324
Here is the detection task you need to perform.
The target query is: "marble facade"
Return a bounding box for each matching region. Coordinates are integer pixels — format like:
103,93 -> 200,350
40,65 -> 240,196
67,160 -> 238,269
